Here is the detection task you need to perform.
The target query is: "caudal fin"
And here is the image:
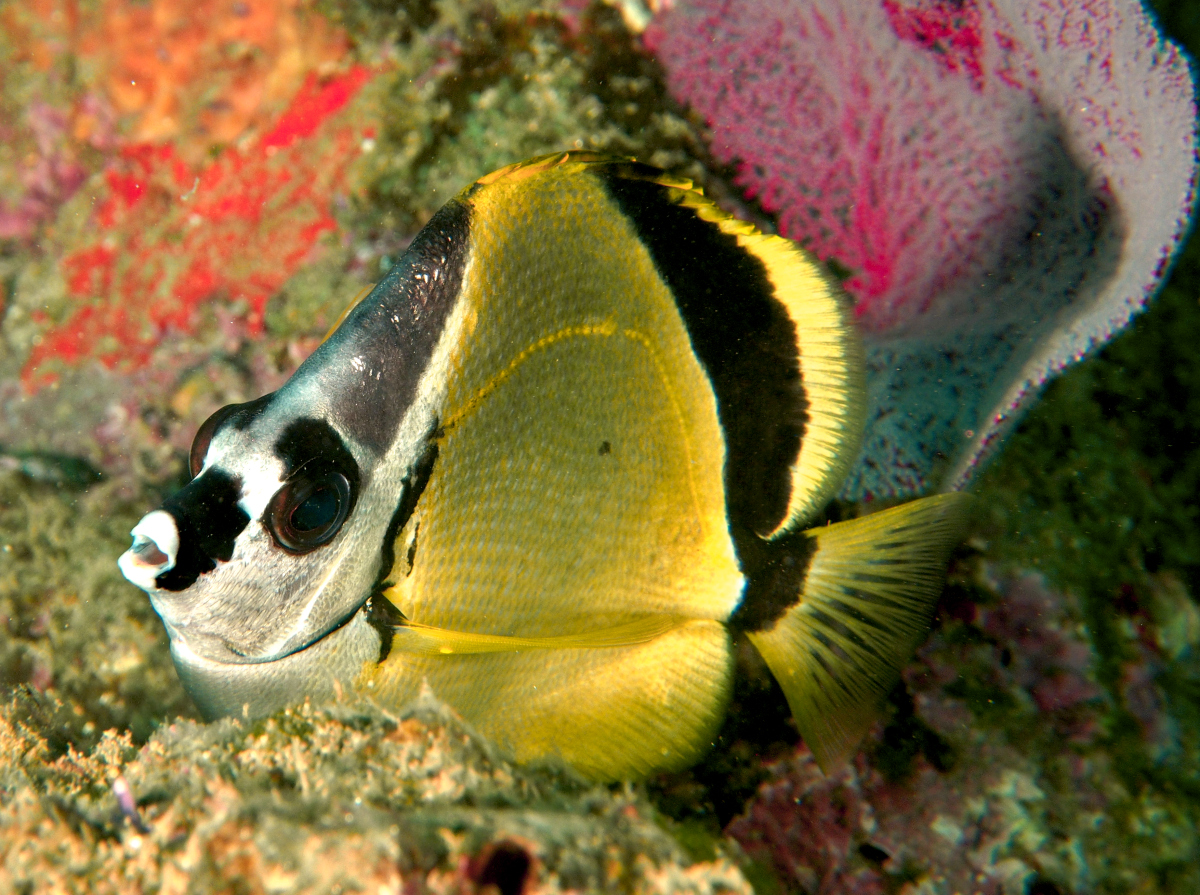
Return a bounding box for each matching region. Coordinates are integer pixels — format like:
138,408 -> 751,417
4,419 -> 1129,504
746,492 -> 971,771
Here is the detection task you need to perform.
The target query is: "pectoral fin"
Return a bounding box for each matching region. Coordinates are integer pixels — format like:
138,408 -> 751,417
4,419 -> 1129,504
390,614 -> 687,655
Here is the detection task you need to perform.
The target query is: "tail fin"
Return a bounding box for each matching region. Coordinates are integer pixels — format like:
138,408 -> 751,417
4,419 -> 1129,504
746,492 -> 971,771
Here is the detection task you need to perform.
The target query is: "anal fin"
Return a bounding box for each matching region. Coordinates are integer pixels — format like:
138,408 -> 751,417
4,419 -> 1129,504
746,492 -> 971,771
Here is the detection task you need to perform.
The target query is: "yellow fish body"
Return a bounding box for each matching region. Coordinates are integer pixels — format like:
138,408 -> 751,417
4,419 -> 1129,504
119,153 -> 968,781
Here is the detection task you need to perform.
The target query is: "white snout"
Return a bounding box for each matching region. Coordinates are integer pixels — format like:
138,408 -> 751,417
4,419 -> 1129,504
118,510 -> 180,592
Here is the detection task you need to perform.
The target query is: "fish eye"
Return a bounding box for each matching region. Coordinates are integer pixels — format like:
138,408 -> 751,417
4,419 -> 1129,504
189,404 -> 240,478
265,472 -> 353,554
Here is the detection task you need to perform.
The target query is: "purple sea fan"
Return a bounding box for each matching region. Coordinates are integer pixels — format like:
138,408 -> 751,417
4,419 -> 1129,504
645,0 -> 1197,497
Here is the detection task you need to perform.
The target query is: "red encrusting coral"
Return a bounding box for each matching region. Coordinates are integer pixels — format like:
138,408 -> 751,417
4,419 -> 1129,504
0,0 -> 351,244
21,67 -> 375,391
82,0 -> 354,155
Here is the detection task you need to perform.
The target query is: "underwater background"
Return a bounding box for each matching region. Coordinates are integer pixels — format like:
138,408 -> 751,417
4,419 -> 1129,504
1,1 -> 1198,892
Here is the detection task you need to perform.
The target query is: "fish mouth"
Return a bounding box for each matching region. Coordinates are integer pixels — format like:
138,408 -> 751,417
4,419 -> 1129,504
119,509 -> 368,665
120,511 -> 384,720
117,511 -> 180,592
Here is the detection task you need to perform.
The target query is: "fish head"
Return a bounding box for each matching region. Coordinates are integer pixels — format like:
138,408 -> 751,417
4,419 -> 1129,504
116,375 -> 431,717
118,197 -> 470,718
120,392 -> 363,653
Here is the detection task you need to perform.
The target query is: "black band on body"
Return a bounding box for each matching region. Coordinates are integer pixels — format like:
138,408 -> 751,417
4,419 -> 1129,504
293,200 -> 472,454
728,529 -> 817,634
364,593 -> 406,663
366,431 -> 439,662
600,169 -> 809,571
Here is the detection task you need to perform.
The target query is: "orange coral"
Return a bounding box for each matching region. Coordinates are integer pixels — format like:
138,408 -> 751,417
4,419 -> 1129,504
2,0 -> 350,164
3,0 -> 379,391
83,0 -> 351,161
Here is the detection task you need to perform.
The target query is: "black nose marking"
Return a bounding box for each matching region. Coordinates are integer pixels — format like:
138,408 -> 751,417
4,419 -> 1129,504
157,468 -> 249,592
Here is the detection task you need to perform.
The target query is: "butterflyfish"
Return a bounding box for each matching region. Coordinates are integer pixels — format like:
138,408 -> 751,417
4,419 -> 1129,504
119,152 -> 970,781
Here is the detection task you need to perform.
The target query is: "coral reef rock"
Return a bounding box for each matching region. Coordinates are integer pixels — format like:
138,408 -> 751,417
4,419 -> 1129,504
1,696 -> 753,895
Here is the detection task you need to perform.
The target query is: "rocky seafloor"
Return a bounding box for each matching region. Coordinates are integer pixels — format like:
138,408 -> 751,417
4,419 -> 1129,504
2,1 -> 1199,892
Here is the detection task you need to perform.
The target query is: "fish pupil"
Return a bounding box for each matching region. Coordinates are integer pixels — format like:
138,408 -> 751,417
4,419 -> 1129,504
291,485 -> 339,532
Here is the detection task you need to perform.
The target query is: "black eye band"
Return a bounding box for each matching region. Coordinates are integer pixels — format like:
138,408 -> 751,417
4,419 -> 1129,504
157,468 -> 250,591
264,418 -> 361,555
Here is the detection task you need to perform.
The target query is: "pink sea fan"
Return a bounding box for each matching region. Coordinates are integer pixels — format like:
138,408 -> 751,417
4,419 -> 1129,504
651,0 -> 1040,330
646,0 -> 1196,498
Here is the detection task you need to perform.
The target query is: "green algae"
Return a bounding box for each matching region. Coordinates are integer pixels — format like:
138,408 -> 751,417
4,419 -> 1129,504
973,269 -> 1200,601
962,230 -> 1200,893
263,238 -> 370,343
268,0 -> 714,346
331,1 -> 712,238
975,267 -> 1200,712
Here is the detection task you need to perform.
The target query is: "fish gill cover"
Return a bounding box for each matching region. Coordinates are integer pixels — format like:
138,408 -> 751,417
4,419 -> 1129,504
645,0 -> 1197,498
